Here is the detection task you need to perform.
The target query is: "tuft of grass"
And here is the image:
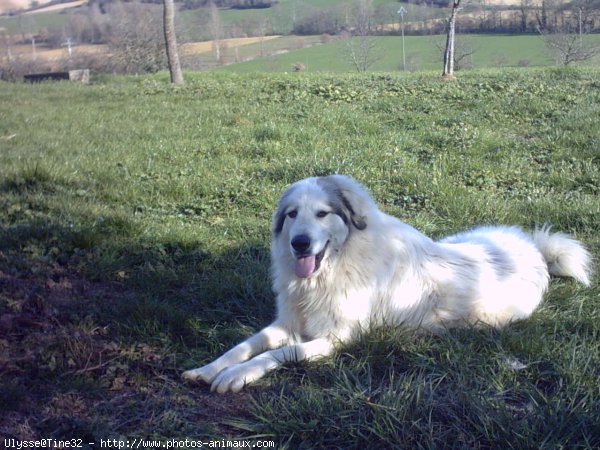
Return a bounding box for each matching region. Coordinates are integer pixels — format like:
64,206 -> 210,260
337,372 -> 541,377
0,68 -> 598,445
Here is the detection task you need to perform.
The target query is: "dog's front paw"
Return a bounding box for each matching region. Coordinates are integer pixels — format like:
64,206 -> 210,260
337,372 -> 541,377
210,359 -> 269,394
182,362 -> 222,384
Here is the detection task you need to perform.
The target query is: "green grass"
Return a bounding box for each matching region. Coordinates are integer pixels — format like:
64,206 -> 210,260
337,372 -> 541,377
217,34 -> 600,73
0,68 -> 599,446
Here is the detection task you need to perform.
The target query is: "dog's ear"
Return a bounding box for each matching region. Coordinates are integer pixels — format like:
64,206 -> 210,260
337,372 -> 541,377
317,175 -> 371,230
272,185 -> 295,235
273,205 -> 286,235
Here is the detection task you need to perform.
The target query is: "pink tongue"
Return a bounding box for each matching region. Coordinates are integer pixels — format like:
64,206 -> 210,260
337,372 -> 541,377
295,255 -> 316,278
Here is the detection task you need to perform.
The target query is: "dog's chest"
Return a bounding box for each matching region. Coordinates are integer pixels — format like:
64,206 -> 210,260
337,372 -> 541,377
292,286 -> 371,340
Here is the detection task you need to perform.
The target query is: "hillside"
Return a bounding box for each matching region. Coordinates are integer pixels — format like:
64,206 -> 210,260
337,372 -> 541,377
1,68 -> 599,445
0,0 -> 563,17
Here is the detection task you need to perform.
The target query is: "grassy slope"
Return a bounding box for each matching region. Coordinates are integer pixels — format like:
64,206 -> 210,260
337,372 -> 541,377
0,68 -> 599,446
218,34 -> 600,73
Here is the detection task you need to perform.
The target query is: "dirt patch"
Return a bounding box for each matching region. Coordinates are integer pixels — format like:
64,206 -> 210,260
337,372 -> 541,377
0,256 -> 251,440
181,36 -> 281,56
1,0 -> 84,15
5,37 -> 280,70
9,43 -> 108,65
23,0 -> 87,15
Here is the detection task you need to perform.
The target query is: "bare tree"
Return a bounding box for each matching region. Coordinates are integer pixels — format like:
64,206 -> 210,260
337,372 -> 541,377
519,0 -> 534,32
571,0 -> 600,32
209,1 -> 224,63
344,0 -> 382,72
163,0 -> 184,84
106,1 -> 167,74
537,0 -> 600,65
255,17 -> 270,57
442,0 -> 461,79
435,34 -> 476,71
535,0 -> 558,31
539,30 -> 600,65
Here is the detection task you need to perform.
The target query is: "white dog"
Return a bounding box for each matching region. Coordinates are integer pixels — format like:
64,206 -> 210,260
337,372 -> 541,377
183,175 -> 592,393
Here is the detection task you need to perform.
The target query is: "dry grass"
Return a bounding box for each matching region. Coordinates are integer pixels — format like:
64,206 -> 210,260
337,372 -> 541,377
4,37 -> 282,72
23,0 -> 87,15
181,36 -> 281,56
0,0 -> 85,15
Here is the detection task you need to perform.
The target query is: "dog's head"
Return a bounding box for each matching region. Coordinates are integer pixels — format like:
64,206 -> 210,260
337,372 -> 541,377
272,175 -> 371,279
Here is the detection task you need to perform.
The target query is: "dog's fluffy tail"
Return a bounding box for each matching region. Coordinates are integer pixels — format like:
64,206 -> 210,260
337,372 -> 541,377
532,226 -> 593,286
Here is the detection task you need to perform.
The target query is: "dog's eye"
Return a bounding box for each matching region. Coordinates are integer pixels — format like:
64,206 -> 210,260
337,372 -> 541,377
287,210 -> 297,219
316,211 -> 329,218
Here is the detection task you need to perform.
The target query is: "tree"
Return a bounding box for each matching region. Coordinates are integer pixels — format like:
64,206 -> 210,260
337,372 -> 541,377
442,0 -> 461,79
163,0 -> 184,84
435,34 -> 476,71
344,0 -> 382,72
106,1 -> 167,74
540,30 -> 600,65
537,0 -> 600,65
570,0 -> 600,33
519,0 -> 534,32
209,1 -> 224,63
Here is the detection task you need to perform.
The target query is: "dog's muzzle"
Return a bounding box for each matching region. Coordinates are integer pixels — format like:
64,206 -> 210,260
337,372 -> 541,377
291,234 -> 311,254
291,235 -> 329,278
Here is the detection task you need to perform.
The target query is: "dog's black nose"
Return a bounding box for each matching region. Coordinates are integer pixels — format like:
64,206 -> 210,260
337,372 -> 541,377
291,234 -> 311,253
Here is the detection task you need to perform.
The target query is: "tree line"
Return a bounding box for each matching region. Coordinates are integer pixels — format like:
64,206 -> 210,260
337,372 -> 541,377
86,0 -> 278,11
14,0 -> 600,46
1,0 -> 599,80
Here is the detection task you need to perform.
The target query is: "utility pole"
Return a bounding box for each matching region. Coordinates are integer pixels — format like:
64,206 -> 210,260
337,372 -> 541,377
578,7 -> 583,47
62,36 -> 73,60
398,6 -> 407,70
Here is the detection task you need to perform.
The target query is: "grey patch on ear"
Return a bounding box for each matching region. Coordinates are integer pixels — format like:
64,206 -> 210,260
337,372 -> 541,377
273,207 -> 286,235
317,175 -> 371,231
272,186 -> 296,235
339,191 -> 367,230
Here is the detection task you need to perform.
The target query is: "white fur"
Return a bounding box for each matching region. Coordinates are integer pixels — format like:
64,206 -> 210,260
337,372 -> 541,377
182,175 -> 593,393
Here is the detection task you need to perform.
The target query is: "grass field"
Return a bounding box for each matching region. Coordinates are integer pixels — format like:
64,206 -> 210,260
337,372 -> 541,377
218,34 -> 600,73
1,68 -> 599,447
6,32 -> 598,75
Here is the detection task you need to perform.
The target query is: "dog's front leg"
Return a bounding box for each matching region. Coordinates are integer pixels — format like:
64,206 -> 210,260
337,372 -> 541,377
182,323 -> 291,384
210,337 -> 334,394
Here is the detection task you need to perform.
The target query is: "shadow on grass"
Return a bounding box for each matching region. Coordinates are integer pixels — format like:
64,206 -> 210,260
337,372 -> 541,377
1,168 -> 598,445
0,196 -> 274,440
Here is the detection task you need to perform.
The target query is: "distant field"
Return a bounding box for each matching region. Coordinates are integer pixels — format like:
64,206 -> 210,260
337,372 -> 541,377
217,34 -> 600,73
1,0 -> 423,38
178,0 -> 447,41
3,25 -> 600,74
3,35 -> 321,72
1,68 -> 599,445
4,0 -> 595,75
